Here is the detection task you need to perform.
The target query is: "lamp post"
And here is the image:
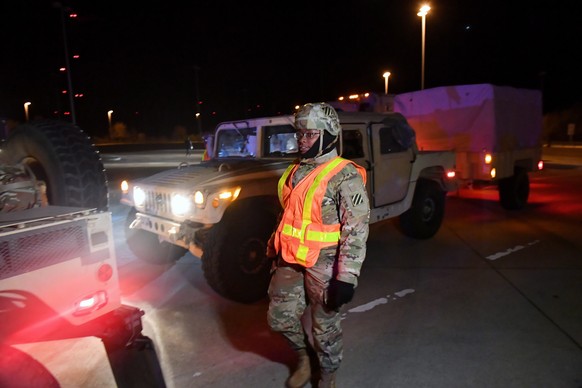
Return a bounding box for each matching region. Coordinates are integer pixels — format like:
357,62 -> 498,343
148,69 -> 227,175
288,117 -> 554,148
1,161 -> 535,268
24,102 -> 31,122
193,65 -> 202,135
54,2 -> 77,124
383,72 -> 391,95
417,4 -> 431,90
107,110 -> 113,136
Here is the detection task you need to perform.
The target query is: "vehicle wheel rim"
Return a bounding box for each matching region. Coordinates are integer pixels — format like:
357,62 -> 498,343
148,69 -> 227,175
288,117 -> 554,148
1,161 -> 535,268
422,198 -> 436,221
238,238 -> 268,275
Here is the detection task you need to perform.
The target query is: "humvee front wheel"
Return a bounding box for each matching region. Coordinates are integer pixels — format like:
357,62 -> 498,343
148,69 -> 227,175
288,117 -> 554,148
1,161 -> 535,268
399,179 -> 445,239
124,208 -> 188,264
202,209 -> 275,303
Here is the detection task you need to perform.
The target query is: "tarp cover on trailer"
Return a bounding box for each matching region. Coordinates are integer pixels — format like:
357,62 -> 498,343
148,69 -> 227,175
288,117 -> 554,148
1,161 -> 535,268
393,84 -> 542,152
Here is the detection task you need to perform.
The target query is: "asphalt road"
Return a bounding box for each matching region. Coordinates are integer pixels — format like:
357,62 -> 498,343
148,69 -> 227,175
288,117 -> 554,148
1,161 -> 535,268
8,146 -> 582,388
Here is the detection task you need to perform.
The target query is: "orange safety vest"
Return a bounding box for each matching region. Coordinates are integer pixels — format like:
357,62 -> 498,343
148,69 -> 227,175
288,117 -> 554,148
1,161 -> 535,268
274,157 -> 367,267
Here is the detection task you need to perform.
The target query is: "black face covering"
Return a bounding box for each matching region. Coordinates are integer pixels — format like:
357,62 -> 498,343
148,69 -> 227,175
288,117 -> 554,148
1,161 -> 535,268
301,131 -> 337,159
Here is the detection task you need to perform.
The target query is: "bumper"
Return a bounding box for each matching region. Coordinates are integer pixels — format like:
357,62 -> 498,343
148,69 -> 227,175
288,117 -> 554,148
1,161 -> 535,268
131,212 -> 209,255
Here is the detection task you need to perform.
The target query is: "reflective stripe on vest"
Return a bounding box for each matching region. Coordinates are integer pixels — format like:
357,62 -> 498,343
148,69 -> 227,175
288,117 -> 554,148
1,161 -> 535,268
278,164 -> 296,207
275,157 -> 363,267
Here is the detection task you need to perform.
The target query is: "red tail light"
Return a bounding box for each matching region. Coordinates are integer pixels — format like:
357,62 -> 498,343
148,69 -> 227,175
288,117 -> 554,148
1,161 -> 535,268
74,291 -> 108,316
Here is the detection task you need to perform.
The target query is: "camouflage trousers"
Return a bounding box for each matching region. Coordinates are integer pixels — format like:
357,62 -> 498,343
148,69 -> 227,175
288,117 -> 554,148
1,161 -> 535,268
267,252 -> 343,372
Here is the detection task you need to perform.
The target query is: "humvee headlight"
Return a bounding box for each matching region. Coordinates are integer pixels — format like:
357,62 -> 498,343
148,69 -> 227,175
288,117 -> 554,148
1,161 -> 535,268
121,180 -> 129,194
133,186 -> 146,208
194,191 -> 205,207
171,193 -> 192,216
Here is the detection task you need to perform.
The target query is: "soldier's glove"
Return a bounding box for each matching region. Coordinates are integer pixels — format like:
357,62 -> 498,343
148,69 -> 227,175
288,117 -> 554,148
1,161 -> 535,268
326,279 -> 355,311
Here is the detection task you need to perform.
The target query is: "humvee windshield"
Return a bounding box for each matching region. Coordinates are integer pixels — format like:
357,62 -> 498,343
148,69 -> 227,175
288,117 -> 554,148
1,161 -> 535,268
264,124 -> 298,157
214,122 -> 299,159
216,127 -> 258,158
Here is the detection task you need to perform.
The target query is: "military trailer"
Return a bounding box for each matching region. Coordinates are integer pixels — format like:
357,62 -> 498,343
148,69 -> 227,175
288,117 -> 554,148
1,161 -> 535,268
394,83 -> 544,209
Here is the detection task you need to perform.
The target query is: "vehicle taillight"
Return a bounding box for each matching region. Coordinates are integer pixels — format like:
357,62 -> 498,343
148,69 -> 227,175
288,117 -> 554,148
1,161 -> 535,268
538,160 -> 544,170
74,291 -> 108,316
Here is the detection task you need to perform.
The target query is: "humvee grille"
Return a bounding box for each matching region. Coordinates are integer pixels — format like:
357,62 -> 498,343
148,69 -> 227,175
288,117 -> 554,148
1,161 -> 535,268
144,190 -> 171,215
0,220 -> 89,280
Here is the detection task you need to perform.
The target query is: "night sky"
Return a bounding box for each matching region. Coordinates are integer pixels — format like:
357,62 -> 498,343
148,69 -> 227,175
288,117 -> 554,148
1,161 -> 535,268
1,0 -> 581,139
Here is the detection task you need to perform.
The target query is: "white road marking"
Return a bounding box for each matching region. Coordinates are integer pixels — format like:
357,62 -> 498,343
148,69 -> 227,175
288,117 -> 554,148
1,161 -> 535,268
348,297 -> 388,313
394,288 -> 415,298
486,240 -> 540,261
344,288 -> 416,316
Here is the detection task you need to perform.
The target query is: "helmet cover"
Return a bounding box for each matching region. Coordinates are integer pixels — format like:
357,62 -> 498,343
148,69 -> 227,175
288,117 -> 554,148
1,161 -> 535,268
294,102 -> 341,136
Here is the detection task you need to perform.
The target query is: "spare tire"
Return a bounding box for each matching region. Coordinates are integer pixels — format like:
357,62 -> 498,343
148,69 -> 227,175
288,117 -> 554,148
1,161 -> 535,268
0,120 -> 108,211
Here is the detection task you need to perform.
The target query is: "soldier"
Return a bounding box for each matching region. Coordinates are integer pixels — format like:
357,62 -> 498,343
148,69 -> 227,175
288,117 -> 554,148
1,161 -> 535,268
267,103 -> 370,388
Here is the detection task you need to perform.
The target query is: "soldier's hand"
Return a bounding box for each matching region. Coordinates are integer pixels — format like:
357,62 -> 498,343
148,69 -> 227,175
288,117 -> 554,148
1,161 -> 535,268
326,279 -> 355,311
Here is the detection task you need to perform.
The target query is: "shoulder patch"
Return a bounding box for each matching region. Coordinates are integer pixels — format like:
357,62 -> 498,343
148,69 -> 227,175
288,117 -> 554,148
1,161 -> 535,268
351,192 -> 364,206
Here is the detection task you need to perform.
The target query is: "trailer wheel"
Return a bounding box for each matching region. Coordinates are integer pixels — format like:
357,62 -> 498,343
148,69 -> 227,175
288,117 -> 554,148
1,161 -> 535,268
125,208 -> 187,264
399,179 -> 445,239
202,209 -> 275,303
498,168 -> 529,210
0,120 -> 108,210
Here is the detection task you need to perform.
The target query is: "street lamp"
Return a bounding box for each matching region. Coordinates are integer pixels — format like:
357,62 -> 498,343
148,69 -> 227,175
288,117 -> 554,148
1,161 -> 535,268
24,102 -> 31,122
107,110 -> 113,128
54,2 -> 77,124
417,4 -> 431,90
383,72 -> 391,95
193,65 -> 202,135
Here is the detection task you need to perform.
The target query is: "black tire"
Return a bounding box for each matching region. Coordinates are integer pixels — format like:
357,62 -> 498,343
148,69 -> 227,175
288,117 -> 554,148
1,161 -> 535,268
0,120 -> 108,211
498,168 -> 529,210
202,209 -> 275,303
399,179 -> 446,239
125,207 -> 188,264
0,344 -> 60,388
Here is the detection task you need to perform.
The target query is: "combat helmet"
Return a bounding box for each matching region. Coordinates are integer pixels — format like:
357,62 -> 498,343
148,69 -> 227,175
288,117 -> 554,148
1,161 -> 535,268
294,102 -> 341,159
294,102 -> 341,137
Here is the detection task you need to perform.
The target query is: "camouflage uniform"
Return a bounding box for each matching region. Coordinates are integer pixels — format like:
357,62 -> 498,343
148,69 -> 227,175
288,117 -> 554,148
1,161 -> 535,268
267,147 -> 370,373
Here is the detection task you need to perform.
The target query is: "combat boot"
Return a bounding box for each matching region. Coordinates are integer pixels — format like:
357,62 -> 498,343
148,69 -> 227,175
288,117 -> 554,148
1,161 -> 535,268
286,348 -> 311,388
318,371 -> 336,388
